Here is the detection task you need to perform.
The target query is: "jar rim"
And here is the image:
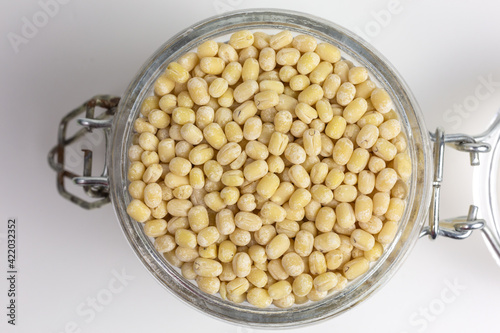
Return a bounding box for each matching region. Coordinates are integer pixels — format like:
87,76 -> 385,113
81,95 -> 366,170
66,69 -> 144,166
108,8 -> 433,328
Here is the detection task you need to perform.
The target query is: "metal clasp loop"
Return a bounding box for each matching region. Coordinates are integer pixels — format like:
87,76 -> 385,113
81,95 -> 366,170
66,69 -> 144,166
420,128 -> 490,240
48,95 -> 120,209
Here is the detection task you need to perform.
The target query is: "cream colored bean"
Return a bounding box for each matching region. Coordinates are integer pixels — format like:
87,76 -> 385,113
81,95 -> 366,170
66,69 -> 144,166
157,138 -> 175,163
197,226 -> 220,247
315,207 -> 336,233
175,228 -> 197,249
393,153 -> 412,181
385,198 -> 405,221
373,192 -> 391,216
325,168 -> 345,190
345,148 -> 369,174
229,30 -> 254,49
310,185 -> 332,204
260,202 -> 287,223
199,57 -> 225,75
253,31 -> 270,49
343,257 -> 369,280
232,252 -> 252,278
226,277 -> 250,297
314,272 -> 338,292
154,234 -> 176,253
359,216 -> 383,235
375,168 -> 398,192
315,42 -> 341,63
172,107 -> 195,125
336,202 -> 356,228
372,138 -> 397,161
298,84 -> 324,105
325,115 -> 347,140
378,221 -> 398,244
202,123 -> 226,150
356,124 -> 379,149
233,101 -> 258,125
343,98 -> 368,124
292,273 -> 313,297
268,280 -> 292,300
233,79 -> 259,103
204,191 -> 226,212
243,160 -> 268,182
187,77 -> 210,105
188,144 -> 214,166
287,164 -> 310,188
336,82 -> 356,106
224,121 -> 243,143
254,225 -> 276,246
234,212 -> 262,232
368,156 -> 386,173
332,138 -> 354,166
247,288 -> 272,308
323,73 -> 341,99
266,234 -> 291,260
371,88 -> 392,114
310,61 -> 333,84
302,129 -> 321,157
165,62 -> 189,84
199,243 -> 217,259
245,141 -> 269,160
309,251 -> 327,275
364,241 -> 383,261
354,194 -> 372,223
350,229 -> 375,251
379,119 -> 401,140
334,184 -> 357,202
325,249 -> 343,270
142,164 -> 163,183
127,199 -> 151,223
269,30 -> 293,50
143,183 -> 162,208
358,110 -> 384,127
348,67 -> 368,85
193,258 -> 223,278
241,58 -> 259,81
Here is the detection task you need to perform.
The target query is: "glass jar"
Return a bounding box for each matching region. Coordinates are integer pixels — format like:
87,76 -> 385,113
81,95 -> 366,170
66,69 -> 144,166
47,9 -> 500,328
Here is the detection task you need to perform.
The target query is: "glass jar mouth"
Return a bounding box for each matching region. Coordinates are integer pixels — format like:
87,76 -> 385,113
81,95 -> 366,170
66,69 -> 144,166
108,8 -> 433,327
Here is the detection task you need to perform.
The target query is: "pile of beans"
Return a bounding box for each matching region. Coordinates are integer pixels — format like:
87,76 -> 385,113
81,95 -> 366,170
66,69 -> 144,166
126,30 -> 411,308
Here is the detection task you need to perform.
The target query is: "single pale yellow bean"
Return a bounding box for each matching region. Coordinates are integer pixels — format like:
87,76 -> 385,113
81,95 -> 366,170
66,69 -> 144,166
315,42 -> 341,63
266,234 -> 291,260
314,272 -> 338,292
309,251 -> 327,275
336,202 -> 356,228
393,153 -> 412,181
243,160 -> 268,182
127,199 -> 151,223
385,198 -> 405,221
343,257 -> 369,280
371,88 -> 392,114
229,30 -> 254,49
332,138 -> 354,166
376,168 -> 398,192
325,249 -> 343,270
268,280 -> 292,300
247,288 -> 272,308
325,115 -> 347,140
298,84 -> 324,105
269,30 -> 293,50
234,211 -> 263,232
355,195 -> 373,223
232,252 -> 252,278
315,207 -> 336,232
351,229 -> 375,251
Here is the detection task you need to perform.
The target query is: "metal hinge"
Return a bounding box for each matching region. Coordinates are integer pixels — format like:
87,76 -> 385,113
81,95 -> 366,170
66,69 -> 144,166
48,95 -> 120,209
420,128 -> 490,239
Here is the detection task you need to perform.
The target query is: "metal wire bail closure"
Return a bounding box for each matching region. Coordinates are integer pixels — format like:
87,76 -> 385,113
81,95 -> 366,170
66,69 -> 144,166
420,128 -> 490,239
48,95 -> 120,209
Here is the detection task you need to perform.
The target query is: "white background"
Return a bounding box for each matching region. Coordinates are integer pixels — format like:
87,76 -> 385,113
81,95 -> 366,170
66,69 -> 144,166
1,0 -> 500,332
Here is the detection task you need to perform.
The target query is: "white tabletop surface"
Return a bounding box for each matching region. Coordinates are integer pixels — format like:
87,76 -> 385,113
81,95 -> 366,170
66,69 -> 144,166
2,0 -> 500,332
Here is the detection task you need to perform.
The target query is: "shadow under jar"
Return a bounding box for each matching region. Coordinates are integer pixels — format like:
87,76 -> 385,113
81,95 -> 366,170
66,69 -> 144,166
49,8 -> 500,329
